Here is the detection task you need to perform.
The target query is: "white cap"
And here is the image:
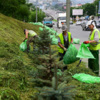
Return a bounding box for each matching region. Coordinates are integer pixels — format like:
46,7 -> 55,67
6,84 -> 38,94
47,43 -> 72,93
86,20 -> 96,29
89,15 -> 94,20
62,25 -> 67,31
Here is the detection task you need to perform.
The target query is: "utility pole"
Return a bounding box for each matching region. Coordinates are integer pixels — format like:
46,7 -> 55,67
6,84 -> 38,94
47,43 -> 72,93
36,0 -> 38,22
66,0 -> 70,31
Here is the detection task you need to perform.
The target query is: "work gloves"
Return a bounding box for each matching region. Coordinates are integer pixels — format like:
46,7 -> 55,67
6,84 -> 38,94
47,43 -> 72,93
83,41 -> 90,44
63,47 -> 67,51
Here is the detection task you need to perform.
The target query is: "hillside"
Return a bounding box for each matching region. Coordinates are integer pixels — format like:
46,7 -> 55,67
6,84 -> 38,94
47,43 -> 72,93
0,13 -> 40,43
0,13 -> 40,100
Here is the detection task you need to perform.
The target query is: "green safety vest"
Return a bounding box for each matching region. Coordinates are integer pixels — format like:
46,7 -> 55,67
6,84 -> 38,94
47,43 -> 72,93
89,29 -> 100,50
28,30 -> 37,37
58,32 -> 71,53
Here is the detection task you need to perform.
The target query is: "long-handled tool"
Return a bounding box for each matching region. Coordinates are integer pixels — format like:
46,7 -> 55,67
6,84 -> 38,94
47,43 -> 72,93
77,58 -> 82,67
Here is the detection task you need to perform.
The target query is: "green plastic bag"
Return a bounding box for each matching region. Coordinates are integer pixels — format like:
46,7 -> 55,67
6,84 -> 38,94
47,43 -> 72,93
45,26 -> 50,30
73,38 -> 80,44
19,40 -> 27,51
63,44 -> 79,64
76,43 -> 95,59
32,22 -> 44,26
51,37 -> 58,45
39,27 -> 43,31
72,73 -> 100,83
49,35 -> 55,39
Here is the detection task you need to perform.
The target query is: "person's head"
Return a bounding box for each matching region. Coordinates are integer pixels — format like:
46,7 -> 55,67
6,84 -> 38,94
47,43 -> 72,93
62,25 -> 67,33
88,24 -> 94,30
89,15 -> 94,20
24,29 -> 28,34
87,20 -> 95,30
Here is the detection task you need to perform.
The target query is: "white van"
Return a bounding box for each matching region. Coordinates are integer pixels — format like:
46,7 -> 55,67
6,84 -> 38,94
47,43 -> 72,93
57,13 -> 66,28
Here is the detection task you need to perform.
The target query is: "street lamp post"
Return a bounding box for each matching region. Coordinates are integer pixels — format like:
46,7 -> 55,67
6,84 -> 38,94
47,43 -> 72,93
66,0 -> 70,31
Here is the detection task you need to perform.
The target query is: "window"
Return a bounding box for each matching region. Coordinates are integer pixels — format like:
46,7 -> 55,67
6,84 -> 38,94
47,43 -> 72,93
59,17 -> 66,20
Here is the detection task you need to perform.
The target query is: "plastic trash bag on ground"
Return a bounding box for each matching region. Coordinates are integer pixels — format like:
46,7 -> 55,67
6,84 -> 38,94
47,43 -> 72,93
39,27 -> 43,31
73,38 -> 80,44
31,22 -> 44,26
45,26 -> 50,30
76,43 -> 95,59
49,35 -> 55,39
72,73 -> 100,83
51,37 -> 58,45
63,44 -> 79,64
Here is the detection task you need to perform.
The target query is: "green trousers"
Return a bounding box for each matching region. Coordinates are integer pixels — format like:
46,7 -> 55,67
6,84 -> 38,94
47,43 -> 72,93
88,50 -> 99,74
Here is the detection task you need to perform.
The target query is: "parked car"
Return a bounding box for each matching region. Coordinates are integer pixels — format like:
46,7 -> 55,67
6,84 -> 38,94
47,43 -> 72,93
70,21 -> 73,24
95,20 -> 100,28
81,20 -> 90,31
43,17 -> 54,27
76,21 -> 81,25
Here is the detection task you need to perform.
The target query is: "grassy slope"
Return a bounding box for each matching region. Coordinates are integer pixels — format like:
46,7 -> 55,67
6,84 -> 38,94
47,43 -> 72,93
0,13 -> 40,43
0,13 -> 40,99
0,13 -> 100,100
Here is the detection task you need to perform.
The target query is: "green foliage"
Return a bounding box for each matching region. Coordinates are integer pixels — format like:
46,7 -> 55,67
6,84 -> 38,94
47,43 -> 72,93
34,28 -> 51,54
28,10 -> 46,22
29,27 -> 76,100
82,3 -> 96,16
94,0 -> 100,6
0,0 -> 19,16
17,4 -> 30,21
37,86 -> 75,100
1,88 -> 21,100
0,0 -> 45,22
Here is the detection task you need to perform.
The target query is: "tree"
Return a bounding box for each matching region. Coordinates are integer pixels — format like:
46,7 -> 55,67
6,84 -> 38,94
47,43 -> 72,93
28,9 -> 45,22
17,4 -> 30,21
0,0 -> 19,17
82,3 -> 96,16
29,28 -> 75,100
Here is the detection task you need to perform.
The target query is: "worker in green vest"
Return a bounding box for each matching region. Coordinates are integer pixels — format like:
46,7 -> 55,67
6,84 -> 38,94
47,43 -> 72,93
58,25 -> 73,70
83,20 -> 100,74
23,29 -> 37,52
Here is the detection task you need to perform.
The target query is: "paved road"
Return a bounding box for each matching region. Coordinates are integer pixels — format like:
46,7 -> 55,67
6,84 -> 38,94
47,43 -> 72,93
43,8 -> 61,20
